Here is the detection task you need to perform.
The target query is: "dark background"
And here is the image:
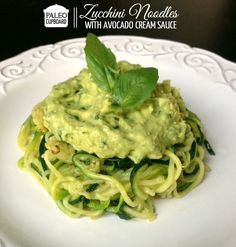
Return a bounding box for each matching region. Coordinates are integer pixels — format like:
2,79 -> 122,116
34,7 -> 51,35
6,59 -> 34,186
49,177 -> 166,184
0,0 -> 236,62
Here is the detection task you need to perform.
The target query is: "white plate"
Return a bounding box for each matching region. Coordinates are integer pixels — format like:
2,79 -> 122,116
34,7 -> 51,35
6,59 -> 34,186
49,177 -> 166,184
0,36 -> 236,247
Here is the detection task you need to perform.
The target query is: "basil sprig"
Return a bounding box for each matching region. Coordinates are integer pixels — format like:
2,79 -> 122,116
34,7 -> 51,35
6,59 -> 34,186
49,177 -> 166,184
84,33 -> 117,92
84,33 -> 158,109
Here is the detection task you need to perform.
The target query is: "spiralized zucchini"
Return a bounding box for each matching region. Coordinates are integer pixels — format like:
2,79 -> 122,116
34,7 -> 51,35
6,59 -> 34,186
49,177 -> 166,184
17,108 -> 214,220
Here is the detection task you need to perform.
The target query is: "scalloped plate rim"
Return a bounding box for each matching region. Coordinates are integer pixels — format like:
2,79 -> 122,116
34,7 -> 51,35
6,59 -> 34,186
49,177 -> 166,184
0,35 -> 235,67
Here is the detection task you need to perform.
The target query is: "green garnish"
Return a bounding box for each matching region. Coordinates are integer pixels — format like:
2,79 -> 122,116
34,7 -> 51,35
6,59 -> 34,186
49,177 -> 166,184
84,33 -> 117,92
113,67 -> 158,108
84,33 -> 159,109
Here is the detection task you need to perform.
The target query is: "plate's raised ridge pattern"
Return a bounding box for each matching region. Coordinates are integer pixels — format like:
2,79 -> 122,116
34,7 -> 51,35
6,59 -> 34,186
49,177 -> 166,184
0,36 -> 236,95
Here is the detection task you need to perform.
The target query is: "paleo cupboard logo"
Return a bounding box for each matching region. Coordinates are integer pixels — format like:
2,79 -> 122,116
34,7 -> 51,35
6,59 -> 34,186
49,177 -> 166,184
44,4 -> 69,27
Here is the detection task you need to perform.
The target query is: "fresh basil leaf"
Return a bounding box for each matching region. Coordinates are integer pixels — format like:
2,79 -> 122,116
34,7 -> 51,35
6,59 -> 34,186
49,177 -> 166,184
113,67 -> 158,108
84,34 -> 159,109
84,33 -> 117,92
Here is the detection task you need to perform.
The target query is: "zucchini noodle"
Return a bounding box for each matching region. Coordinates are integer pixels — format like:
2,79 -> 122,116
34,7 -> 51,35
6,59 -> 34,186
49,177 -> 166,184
18,105 -> 214,220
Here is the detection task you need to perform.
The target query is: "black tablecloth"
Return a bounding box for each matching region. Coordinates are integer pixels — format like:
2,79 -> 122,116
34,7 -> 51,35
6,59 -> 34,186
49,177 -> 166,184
1,0 -> 236,62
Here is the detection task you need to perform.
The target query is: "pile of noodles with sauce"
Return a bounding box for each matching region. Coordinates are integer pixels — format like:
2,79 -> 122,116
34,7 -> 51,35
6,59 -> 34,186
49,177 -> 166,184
17,61 -> 214,220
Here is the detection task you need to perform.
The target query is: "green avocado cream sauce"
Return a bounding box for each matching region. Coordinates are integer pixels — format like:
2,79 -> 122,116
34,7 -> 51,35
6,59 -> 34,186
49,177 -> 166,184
39,61 -> 188,163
